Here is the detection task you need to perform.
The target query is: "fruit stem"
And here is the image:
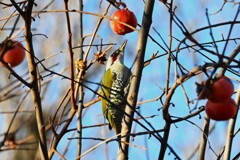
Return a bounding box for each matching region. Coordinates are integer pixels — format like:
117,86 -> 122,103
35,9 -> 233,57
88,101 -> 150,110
117,2 -> 127,9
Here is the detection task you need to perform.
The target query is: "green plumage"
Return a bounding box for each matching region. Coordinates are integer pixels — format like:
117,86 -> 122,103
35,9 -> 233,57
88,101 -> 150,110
101,69 -> 113,115
100,65 -> 131,135
101,68 -> 115,130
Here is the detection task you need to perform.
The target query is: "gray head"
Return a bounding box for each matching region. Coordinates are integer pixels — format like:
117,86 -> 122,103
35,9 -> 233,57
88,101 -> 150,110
106,40 -> 127,70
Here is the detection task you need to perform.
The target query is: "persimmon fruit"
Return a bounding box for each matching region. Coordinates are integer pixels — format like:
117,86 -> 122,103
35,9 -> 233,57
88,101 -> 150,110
207,76 -> 234,103
110,8 -> 137,35
205,98 -> 237,121
0,40 -> 25,67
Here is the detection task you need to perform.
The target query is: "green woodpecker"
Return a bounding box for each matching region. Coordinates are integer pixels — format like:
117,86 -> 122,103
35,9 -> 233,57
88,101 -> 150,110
100,40 -> 131,138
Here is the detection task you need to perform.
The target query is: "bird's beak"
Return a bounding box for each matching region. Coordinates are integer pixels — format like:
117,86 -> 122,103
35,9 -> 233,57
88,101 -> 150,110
119,40 -> 127,52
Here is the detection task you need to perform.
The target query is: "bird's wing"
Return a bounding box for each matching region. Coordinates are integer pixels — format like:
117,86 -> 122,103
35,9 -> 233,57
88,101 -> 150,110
100,68 -> 113,120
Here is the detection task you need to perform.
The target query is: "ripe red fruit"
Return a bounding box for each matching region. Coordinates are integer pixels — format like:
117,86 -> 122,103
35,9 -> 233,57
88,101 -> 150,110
0,40 -> 25,67
110,8 -> 137,35
205,98 -> 237,121
207,76 -> 234,102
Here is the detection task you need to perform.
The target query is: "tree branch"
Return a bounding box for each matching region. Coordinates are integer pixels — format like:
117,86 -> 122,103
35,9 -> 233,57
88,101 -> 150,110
117,0 -> 155,159
17,0 -> 49,159
224,85 -> 240,159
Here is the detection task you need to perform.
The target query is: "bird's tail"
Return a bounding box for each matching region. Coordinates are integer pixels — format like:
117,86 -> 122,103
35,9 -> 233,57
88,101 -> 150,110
116,128 -> 124,154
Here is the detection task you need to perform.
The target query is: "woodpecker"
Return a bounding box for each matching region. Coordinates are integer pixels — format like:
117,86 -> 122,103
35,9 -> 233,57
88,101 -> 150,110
100,40 -> 131,139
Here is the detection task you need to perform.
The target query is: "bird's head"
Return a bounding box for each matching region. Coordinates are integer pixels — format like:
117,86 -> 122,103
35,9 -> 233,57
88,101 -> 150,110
106,40 -> 127,70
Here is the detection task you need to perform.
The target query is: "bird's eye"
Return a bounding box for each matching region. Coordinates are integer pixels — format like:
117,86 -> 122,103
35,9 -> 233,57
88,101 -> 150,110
110,51 -> 119,65
111,50 -> 119,57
